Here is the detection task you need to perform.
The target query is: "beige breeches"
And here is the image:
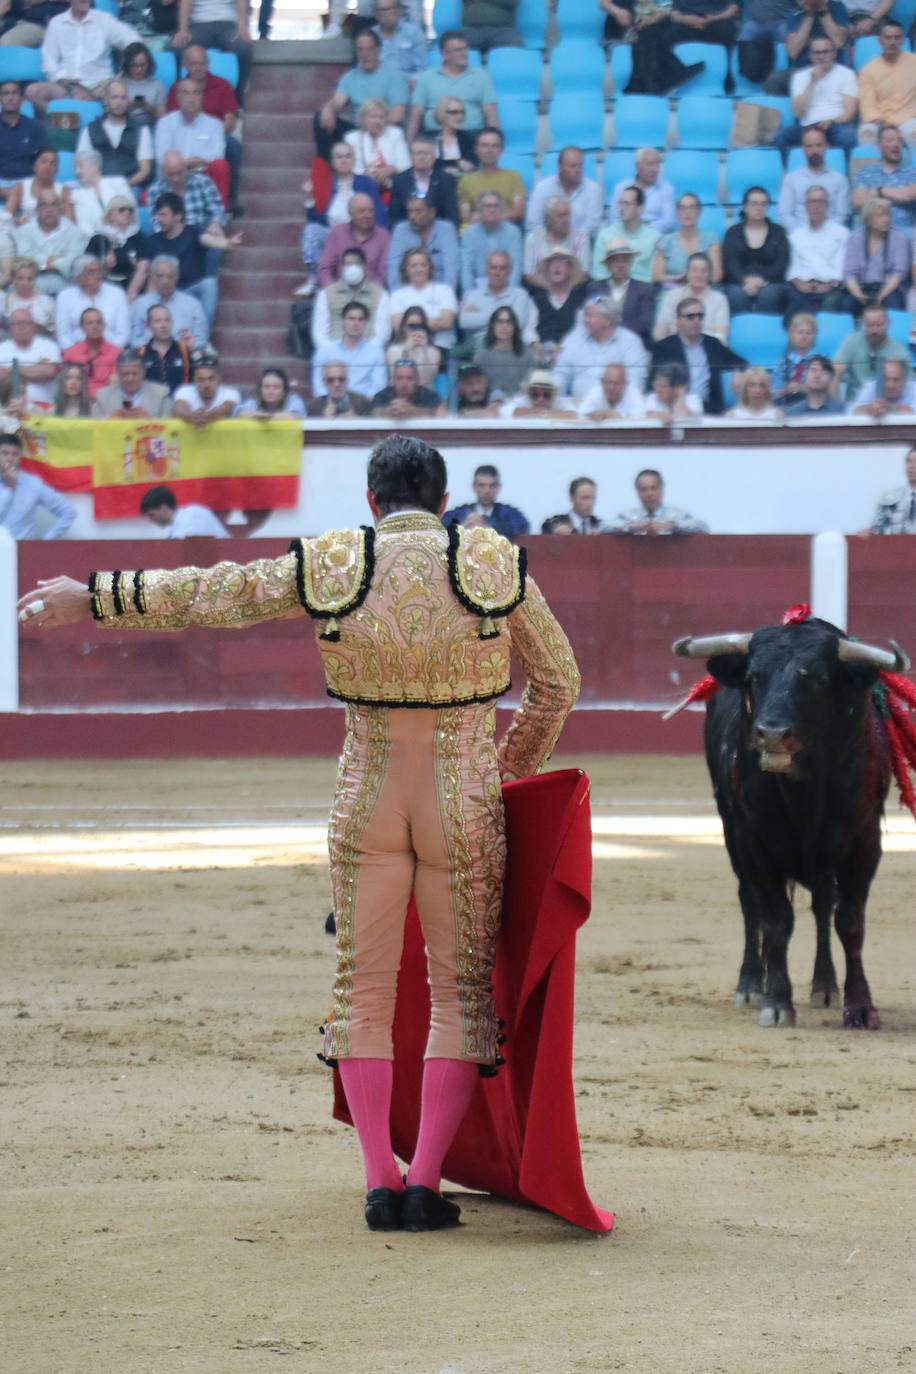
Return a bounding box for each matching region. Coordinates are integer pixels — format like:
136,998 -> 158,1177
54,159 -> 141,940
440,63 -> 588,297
323,702 -> 506,1063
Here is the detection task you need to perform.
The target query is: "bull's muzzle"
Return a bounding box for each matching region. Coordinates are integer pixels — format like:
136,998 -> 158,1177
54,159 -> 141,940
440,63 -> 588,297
754,724 -> 801,773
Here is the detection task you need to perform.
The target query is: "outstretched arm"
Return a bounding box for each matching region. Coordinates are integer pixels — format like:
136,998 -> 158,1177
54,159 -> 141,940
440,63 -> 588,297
497,576 -> 580,780
18,553 -> 305,632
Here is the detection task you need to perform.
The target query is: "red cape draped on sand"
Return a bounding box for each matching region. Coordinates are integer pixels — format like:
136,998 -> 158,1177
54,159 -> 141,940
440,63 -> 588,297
332,768 -> 614,1234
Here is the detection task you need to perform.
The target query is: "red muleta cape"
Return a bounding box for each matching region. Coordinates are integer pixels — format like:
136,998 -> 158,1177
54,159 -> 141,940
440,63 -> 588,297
332,767 -> 614,1234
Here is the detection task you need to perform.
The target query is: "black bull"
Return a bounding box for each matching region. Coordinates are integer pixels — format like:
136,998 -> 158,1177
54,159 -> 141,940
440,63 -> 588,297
674,619 -> 909,1029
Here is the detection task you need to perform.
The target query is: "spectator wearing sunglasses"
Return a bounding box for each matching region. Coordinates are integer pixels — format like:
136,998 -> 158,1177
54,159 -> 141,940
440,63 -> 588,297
649,295 -> 747,414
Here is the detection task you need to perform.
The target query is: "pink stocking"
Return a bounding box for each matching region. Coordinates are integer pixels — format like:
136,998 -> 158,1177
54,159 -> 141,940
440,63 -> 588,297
337,1057 -> 403,1192
407,1058 -> 479,1194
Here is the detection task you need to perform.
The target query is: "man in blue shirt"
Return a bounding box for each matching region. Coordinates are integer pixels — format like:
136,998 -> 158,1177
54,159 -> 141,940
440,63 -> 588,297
0,432 -> 74,540
316,29 -> 408,160
852,124 -> 916,230
372,0 -> 428,82
387,196 -> 459,290
0,80 -> 50,197
442,463 -> 529,536
459,190 -> 522,292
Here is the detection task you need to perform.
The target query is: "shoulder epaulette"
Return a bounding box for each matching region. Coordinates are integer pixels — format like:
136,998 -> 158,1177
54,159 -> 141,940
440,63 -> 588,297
289,526 -> 375,641
446,522 -> 526,640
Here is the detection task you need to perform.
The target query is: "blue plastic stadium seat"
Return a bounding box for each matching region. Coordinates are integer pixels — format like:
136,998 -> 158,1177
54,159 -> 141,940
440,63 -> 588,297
786,145 -> 847,174
729,313 -> 786,367
555,0 -> 604,43
56,149 -> 75,181
500,150 -> 536,189
488,47 -> 544,98
699,203 -> 727,236
675,95 -> 733,149
853,35 -> 883,68
517,0 -> 548,49
432,0 -> 462,34
548,39 -> 607,96
538,148 -> 598,181
93,0 -> 119,13
671,43 -> 729,94
497,97 -> 539,151
612,94 -> 669,147
0,45 -> 43,83
664,149 -> 721,203
204,50 -> 238,86
885,309 -> 912,346
155,51 -> 177,88
137,202 -> 153,236
549,102 -> 605,151
602,148 -> 639,195
46,98 -> 103,127
609,44 -> 632,94
851,142 -> 880,163
723,146 -> 783,203
892,0 -> 916,31
811,312 -> 854,355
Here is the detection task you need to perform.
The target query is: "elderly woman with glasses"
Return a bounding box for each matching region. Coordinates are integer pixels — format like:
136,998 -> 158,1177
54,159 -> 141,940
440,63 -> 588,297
70,153 -> 133,239
86,196 -> 149,296
345,99 -> 411,195
844,196 -> 910,315
432,96 -> 478,179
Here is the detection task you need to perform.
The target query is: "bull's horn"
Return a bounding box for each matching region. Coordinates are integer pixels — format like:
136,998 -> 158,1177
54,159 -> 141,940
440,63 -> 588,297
672,633 -> 753,659
837,638 -> 911,674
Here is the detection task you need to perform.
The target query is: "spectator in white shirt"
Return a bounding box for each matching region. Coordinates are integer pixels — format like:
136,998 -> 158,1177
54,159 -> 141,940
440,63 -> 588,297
608,147 -> 677,233
55,255 -> 131,351
785,184 -> 851,314
776,126 -> 851,231
140,483 -> 229,537
173,356 -> 240,426
28,0 -> 141,116
154,79 -> 229,208
388,245 -> 458,349
577,361 -> 648,421
774,38 -> 859,156
554,298 -> 647,401
653,252 -> 730,344
311,298 -> 388,397
0,306 -> 60,406
525,145 -> 602,237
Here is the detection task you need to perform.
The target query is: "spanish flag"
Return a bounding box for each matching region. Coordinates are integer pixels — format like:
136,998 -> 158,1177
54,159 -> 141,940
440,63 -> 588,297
91,417 -> 303,518
19,416 -> 94,492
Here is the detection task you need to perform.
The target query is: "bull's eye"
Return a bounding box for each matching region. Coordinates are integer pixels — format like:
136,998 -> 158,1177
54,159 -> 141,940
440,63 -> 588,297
798,667 -> 808,676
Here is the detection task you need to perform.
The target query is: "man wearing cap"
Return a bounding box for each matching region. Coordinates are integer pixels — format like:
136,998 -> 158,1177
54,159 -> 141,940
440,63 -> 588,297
527,248 -> 589,366
592,185 -> 660,284
577,360 -> 647,421
589,236 -> 656,347
457,248 -> 538,342
522,196 -> 590,289
649,295 -> 747,414
499,368 -> 579,420
454,363 -> 499,416
554,297 -> 647,401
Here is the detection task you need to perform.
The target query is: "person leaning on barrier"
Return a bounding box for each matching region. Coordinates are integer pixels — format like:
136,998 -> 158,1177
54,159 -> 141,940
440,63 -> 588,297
172,353 -> 240,427
565,477 -> 609,535
783,353 -> 846,416
442,462 -> 529,535
305,361 -> 372,418
497,368 -> 579,421
858,446 -> 916,535
92,347 -> 173,418
609,468 -> 708,536
851,357 -> 916,417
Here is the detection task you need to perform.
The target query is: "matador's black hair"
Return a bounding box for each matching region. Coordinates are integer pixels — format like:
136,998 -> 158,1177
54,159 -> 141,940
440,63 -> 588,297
367,434 -> 447,516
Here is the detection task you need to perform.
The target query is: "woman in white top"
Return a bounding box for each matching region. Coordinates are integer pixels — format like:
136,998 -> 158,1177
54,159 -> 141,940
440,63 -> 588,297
725,366 -> 784,421
70,152 -> 132,239
0,256 -> 55,334
5,147 -> 73,224
644,361 -> 703,421
345,99 -> 410,194
385,305 -> 442,387
652,252 -> 730,344
388,247 -> 458,350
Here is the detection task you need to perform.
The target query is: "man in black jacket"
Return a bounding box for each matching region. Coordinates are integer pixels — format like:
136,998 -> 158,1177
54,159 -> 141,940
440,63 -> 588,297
649,296 -> 746,413
388,134 -> 458,225
589,236 -> 656,347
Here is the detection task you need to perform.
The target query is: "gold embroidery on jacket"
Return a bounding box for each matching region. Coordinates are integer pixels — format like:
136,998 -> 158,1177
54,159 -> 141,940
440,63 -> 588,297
90,555 -> 302,631
298,529 -> 369,615
498,577 -> 582,779
325,705 -> 390,1059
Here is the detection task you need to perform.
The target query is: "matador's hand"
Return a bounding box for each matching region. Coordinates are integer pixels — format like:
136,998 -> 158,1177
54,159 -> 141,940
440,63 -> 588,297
17,576 -> 91,629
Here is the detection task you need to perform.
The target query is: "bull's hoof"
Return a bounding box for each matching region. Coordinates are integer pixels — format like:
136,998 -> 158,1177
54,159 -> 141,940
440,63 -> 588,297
735,988 -> 763,1008
842,1004 -> 881,1030
758,1003 -> 797,1028
810,983 -> 839,1007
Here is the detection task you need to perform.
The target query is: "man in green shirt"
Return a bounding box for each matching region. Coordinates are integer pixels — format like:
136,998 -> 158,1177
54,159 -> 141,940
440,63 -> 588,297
406,30 -> 498,140
832,305 -> 910,401
457,127 -> 526,223
462,0 -> 523,50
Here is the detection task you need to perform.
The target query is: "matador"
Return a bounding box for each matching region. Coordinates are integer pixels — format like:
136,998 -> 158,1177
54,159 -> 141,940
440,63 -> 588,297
17,435 -> 581,1233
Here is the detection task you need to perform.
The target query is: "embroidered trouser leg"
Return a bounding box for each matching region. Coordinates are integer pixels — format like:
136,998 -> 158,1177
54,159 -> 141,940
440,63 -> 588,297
324,703 -> 505,1064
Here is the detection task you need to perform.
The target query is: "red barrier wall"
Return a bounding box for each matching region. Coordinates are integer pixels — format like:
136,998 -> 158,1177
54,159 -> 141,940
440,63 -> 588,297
9,535 -> 916,759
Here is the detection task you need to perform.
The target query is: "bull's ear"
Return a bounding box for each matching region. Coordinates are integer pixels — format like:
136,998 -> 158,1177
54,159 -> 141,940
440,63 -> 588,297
706,653 -> 749,688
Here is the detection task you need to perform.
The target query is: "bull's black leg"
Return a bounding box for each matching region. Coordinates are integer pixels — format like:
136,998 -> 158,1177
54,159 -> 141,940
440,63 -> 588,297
734,878 -> 764,1007
835,840 -> 881,1030
810,877 -> 839,1006
749,879 -> 796,1026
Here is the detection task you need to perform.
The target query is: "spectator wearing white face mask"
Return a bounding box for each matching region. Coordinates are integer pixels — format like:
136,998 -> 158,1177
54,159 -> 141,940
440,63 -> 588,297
311,246 -> 392,349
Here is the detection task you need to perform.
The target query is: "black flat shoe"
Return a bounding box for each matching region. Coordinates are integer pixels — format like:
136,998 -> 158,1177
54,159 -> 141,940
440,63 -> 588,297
401,1185 -> 462,1232
365,1187 -> 402,1231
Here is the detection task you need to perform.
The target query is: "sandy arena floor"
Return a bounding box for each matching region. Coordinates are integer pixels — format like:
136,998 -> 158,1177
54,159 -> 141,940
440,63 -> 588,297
2,754 -> 914,1374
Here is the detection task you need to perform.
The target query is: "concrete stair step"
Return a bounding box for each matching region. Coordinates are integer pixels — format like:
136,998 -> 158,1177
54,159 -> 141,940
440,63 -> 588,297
216,298 -> 300,326
220,244 -> 305,269
219,269 -> 303,299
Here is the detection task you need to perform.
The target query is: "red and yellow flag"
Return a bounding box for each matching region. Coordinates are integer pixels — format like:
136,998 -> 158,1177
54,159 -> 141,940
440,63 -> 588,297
19,416 -> 93,492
